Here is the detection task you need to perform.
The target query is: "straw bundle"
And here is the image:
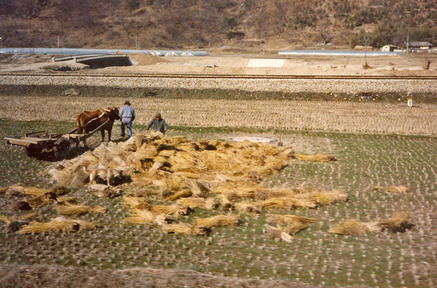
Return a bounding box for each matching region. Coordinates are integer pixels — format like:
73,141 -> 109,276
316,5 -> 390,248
311,190 -> 348,205
372,186 -> 409,194
0,214 -> 10,224
160,176 -> 186,193
123,209 -> 167,225
0,212 -> 38,224
293,153 -> 337,162
149,161 -> 164,175
55,195 -> 78,205
122,196 -> 152,210
234,201 -> 261,214
260,196 -> 317,209
164,190 -> 192,202
194,214 -> 239,229
189,180 -> 210,198
17,217 -> 95,234
151,204 -> 191,218
27,193 -> 58,208
177,197 -> 218,210
378,211 -> 412,232
161,222 -> 207,235
265,225 -> 293,243
5,184 -> 51,196
2,184 -> 69,198
126,145 -> 158,172
329,220 -> 381,235
217,194 -> 233,210
56,203 -> 106,216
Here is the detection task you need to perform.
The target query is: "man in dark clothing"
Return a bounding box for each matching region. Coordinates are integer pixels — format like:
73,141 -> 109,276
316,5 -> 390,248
146,113 -> 168,134
119,101 -> 135,139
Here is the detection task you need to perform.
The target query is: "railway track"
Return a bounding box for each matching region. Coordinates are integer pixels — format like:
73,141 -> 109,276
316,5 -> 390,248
0,71 -> 436,80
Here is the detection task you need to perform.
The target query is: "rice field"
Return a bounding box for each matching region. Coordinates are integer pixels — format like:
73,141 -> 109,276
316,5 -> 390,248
1,117 -> 436,288
1,92 -> 436,136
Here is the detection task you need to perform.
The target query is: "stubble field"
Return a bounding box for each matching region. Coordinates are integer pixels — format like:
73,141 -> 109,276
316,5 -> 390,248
0,86 -> 436,287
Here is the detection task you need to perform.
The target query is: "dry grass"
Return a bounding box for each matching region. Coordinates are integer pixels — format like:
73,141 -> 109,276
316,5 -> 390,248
17,217 -> 95,234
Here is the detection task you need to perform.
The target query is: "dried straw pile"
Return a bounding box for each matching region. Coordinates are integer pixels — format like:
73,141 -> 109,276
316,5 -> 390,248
48,133 -> 294,189
45,133 -> 347,236
329,211 -> 413,236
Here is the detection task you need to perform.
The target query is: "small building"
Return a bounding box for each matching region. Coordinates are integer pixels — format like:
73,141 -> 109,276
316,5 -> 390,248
381,45 -> 397,52
409,41 -> 434,50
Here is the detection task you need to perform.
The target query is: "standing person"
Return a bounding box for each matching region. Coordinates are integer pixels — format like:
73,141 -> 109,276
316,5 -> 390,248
146,112 -> 168,134
119,101 -> 135,139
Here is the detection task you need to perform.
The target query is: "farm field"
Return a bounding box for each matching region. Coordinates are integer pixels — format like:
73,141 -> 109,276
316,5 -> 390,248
1,114 -> 436,287
0,91 -> 436,137
1,52 -> 437,287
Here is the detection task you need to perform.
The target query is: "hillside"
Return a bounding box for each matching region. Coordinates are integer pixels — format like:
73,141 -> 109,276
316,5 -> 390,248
0,0 -> 436,50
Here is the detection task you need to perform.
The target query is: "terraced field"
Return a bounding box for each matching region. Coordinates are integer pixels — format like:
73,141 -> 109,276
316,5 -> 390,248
1,118 -> 436,288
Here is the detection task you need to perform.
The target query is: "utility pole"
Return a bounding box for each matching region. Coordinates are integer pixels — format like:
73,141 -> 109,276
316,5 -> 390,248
363,36 -> 370,68
0,36 -> 2,50
406,34 -> 409,55
57,35 -> 60,48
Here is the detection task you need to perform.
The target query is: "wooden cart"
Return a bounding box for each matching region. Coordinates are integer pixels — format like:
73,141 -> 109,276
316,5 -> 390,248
5,119 -> 111,159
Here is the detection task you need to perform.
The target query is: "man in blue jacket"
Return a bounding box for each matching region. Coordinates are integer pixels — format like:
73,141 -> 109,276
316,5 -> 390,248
119,101 -> 135,139
146,113 -> 168,135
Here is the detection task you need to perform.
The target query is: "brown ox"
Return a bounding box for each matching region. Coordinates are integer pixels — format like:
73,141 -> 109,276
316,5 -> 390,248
76,107 -> 120,146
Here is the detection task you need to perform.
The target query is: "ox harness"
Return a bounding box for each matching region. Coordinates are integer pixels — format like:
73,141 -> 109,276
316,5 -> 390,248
79,109 -> 111,130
